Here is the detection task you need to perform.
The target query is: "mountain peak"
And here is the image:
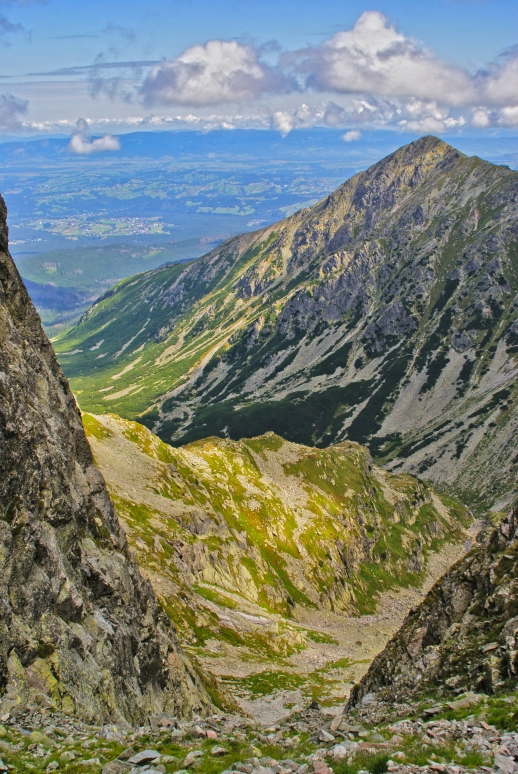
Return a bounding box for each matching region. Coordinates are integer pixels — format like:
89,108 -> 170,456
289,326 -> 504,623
56,139 -> 518,513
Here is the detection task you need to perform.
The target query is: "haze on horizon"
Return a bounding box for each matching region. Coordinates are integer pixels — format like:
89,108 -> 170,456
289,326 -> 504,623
0,0 -> 516,152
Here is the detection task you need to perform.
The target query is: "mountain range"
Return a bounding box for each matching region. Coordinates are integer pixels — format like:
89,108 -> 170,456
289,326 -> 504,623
1,130 -> 518,770
56,136 -> 518,514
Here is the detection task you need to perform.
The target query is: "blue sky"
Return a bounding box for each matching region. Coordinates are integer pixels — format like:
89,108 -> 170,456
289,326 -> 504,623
1,0 -> 517,145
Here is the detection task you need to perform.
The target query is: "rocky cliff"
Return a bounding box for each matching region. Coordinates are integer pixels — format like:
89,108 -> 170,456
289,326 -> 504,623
347,502 -> 518,709
55,136 -> 518,513
0,196 -> 211,724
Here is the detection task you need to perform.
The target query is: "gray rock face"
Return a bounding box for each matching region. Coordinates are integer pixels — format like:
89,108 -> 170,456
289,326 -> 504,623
347,501 -> 518,708
0,196 -> 211,724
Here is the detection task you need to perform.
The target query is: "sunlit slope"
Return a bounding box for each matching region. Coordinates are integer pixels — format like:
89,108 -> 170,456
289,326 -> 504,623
57,136 -> 518,512
84,412 -> 469,625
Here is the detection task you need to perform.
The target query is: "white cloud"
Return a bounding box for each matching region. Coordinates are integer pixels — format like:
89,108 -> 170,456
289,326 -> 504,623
471,107 -> 492,128
342,130 -> 361,142
478,55 -> 518,108
141,39 -> 294,107
498,105 -> 518,128
292,12 -> 475,107
67,117 -> 120,154
0,93 -> 28,130
271,102 -> 327,135
12,10 -> 518,137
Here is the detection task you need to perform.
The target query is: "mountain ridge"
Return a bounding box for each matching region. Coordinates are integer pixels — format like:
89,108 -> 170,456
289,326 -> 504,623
55,136 -> 518,513
82,409 -> 470,713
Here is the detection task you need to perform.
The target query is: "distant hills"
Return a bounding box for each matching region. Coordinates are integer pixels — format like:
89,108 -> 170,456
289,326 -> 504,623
55,136 -> 518,513
15,238 -> 217,334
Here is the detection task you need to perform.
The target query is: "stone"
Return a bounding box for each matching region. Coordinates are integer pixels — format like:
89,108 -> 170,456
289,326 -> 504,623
211,745 -> 228,756
494,755 -> 516,774
0,759 -> 7,773
207,729 -> 218,739
311,760 -> 330,773
127,750 -> 161,765
59,751 -> 76,762
279,761 -> 299,772
331,745 -> 348,760
423,706 -> 443,717
446,694 -> 482,711
118,747 -> 137,761
329,716 -> 343,733
102,761 -> 133,774
318,730 -> 335,743
46,764 -> 59,772
184,750 -> 203,767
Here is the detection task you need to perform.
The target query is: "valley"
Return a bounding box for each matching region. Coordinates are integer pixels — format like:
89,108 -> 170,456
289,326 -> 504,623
15,238 -> 219,334
82,412 -> 471,722
0,133 -> 517,774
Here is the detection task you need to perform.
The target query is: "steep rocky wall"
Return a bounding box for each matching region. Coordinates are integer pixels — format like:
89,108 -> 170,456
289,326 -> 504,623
347,502 -> 518,708
0,196 -> 212,724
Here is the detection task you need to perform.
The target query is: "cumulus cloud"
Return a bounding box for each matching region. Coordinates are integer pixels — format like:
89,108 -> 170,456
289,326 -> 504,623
67,118 -> 121,154
0,93 -> 28,130
141,39 -> 295,106
291,11 -> 475,106
19,10 -> 518,137
342,130 -> 361,142
477,54 -> 518,108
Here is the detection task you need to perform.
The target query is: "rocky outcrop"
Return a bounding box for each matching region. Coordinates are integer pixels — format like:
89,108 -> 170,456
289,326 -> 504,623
347,502 -> 518,708
0,196 -> 212,724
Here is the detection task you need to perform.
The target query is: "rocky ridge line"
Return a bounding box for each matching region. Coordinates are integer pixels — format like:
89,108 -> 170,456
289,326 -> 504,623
56,136 -> 518,513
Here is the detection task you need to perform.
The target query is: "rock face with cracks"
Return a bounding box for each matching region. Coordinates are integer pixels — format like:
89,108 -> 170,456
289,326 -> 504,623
347,502 -> 518,708
0,195 -> 212,724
